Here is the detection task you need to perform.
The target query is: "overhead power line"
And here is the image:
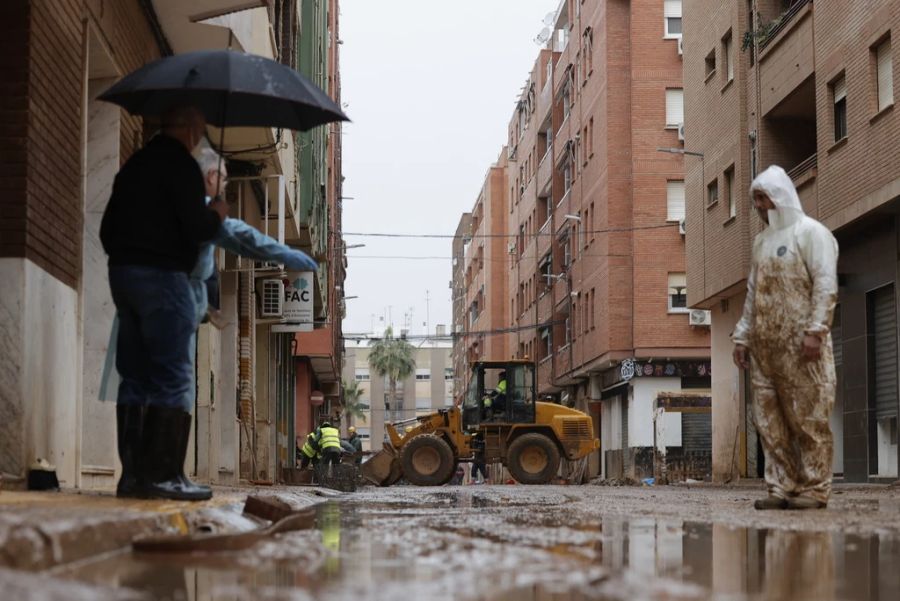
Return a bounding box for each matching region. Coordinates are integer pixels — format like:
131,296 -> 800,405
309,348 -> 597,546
339,222 -> 677,240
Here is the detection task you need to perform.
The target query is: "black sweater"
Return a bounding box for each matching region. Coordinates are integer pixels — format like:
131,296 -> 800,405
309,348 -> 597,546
100,134 -> 221,272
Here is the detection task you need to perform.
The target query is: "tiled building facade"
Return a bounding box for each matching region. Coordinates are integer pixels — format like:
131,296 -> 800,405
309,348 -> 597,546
684,0 -> 900,481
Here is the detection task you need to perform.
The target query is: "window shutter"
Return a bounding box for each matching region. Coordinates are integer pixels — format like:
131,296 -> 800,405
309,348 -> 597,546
873,285 -> 898,419
834,76 -> 847,103
877,39 -> 893,111
666,89 -> 684,126
664,0 -> 682,18
667,181 -> 686,221
668,273 -> 687,296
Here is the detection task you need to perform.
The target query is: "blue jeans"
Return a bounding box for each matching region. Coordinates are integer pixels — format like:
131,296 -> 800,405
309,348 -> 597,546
109,266 -> 198,412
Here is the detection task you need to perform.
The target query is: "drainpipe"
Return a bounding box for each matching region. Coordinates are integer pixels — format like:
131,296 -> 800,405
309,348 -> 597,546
239,272 -> 256,479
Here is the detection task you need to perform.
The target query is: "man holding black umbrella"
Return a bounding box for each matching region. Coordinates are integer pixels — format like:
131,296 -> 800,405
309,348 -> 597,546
96,48 -> 348,500
100,105 -> 228,501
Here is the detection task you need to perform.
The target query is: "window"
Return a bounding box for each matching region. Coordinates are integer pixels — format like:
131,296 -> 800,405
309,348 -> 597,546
723,31 -> 734,82
540,327 -> 552,359
833,75 -> 848,141
705,49 -> 716,79
540,253 -> 553,292
725,166 -> 736,219
707,179 -> 719,207
588,117 -> 594,157
590,287 -> 595,329
445,368 -> 454,380
668,273 -> 688,312
876,37 -> 893,112
416,398 -> 432,410
355,369 -> 370,381
540,196 -> 551,225
664,0 -> 682,38
415,371 -> 431,381
583,28 -> 594,77
667,180 -> 686,221
582,126 -> 589,165
665,88 -> 684,127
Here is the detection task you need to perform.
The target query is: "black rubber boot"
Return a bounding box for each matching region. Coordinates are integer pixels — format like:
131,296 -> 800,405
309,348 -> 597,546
116,404 -> 146,498
175,411 -> 212,499
141,405 -> 211,501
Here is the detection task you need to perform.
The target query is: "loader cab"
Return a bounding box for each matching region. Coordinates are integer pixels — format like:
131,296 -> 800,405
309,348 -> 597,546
462,361 -> 536,430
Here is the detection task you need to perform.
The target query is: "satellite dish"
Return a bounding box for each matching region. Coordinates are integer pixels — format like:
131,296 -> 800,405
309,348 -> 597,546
543,12 -> 555,26
533,27 -> 551,45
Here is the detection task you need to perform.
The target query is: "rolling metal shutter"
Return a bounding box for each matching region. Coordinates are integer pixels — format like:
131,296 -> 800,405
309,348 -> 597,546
682,413 -> 711,453
872,285 -> 898,419
621,396 -> 628,449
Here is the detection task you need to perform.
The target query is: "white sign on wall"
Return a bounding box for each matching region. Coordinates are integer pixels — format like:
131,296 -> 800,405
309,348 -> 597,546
280,270 -> 314,332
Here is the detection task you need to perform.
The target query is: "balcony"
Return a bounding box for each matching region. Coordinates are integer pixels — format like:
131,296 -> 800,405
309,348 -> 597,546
758,0 -> 813,52
757,0 -> 814,117
762,75 -> 817,179
153,1 -> 269,54
537,147 -> 553,196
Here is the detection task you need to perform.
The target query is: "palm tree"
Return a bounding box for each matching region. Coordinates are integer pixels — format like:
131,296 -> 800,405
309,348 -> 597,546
368,327 -> 416,422
342,379 -> 368,425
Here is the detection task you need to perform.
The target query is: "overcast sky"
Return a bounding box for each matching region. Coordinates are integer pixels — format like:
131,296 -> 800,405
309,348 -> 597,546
340,0 -> 557,337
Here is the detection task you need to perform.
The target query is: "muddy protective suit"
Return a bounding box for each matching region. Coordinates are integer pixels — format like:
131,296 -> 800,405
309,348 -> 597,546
733,166 -> 839,504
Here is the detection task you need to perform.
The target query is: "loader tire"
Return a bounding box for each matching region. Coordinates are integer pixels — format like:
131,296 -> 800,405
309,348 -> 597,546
507,433 -> 560,485
400,434 -> 455,486
437,461 -> 459,486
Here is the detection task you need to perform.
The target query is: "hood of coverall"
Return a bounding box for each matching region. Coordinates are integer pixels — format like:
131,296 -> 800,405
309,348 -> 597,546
749,165 -> 805,230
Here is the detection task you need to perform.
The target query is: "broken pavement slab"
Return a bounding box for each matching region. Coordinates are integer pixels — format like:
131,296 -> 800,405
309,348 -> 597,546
0,486 -> 334,572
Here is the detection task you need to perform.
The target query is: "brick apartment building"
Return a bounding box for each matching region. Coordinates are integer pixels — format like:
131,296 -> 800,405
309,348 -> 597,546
684,0 -> 900,482
453,0 -> 711,481
458,155 -> 511,397
0,0 -> 345,489
451,212 -> 472,402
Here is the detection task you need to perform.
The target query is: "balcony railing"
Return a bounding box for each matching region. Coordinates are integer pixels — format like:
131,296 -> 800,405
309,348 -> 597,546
759,0 -> 813,51
787,153 -> 817,181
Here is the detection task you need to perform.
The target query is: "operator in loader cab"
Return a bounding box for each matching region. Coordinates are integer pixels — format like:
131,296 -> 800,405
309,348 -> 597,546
483,371 -> 508,420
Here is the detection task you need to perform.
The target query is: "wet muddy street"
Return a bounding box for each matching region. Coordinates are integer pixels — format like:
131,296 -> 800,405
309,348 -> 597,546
13,485 -> 900,600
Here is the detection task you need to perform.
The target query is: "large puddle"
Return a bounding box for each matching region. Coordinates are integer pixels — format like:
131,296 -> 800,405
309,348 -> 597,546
51,491 -> 900,601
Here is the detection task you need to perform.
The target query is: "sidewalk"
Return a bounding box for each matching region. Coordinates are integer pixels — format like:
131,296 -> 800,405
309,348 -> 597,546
0,485 -> 332,572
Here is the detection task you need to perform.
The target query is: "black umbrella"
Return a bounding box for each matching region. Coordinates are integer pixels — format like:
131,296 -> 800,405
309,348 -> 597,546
98,49 -> 348,131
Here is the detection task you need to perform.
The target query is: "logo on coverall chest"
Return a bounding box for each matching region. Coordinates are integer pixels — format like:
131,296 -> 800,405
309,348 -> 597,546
776,246 -> 788,257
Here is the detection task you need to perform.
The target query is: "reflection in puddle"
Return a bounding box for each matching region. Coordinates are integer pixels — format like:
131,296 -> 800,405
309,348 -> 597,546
53,496 -> 900,601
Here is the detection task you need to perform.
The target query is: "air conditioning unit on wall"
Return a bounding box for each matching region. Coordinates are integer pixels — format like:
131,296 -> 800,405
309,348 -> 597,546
678,219 -> 686,235
689,309 -> 712,327
678,37 -> 684,56
678,123 -> 685,142
260,279 -> 284,318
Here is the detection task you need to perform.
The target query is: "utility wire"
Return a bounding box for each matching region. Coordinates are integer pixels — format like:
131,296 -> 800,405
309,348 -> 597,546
342,318 -> 566,342
338,222 -> 677,239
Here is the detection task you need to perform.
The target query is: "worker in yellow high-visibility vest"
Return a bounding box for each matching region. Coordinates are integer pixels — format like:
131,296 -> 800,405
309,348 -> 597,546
316,421 -> 343,473
483,371 -> 507,421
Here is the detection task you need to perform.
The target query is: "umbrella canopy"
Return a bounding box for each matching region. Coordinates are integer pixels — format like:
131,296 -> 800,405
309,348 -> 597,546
98,49 -> 348,131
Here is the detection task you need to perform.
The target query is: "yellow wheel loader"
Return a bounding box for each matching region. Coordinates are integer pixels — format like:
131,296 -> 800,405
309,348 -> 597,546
361,360 -> 599,486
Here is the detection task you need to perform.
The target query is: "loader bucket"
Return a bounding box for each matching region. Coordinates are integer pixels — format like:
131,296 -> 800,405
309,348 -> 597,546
361,446 -> 402,486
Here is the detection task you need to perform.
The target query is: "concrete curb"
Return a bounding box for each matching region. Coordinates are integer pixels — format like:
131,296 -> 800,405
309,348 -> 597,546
0,486 -> 333,571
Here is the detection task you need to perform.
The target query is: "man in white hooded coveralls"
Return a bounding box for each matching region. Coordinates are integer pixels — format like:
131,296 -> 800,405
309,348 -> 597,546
733,165 -> 839,510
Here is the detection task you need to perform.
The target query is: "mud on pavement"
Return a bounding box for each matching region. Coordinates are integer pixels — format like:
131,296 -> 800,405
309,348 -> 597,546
3,483 -> 900,600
